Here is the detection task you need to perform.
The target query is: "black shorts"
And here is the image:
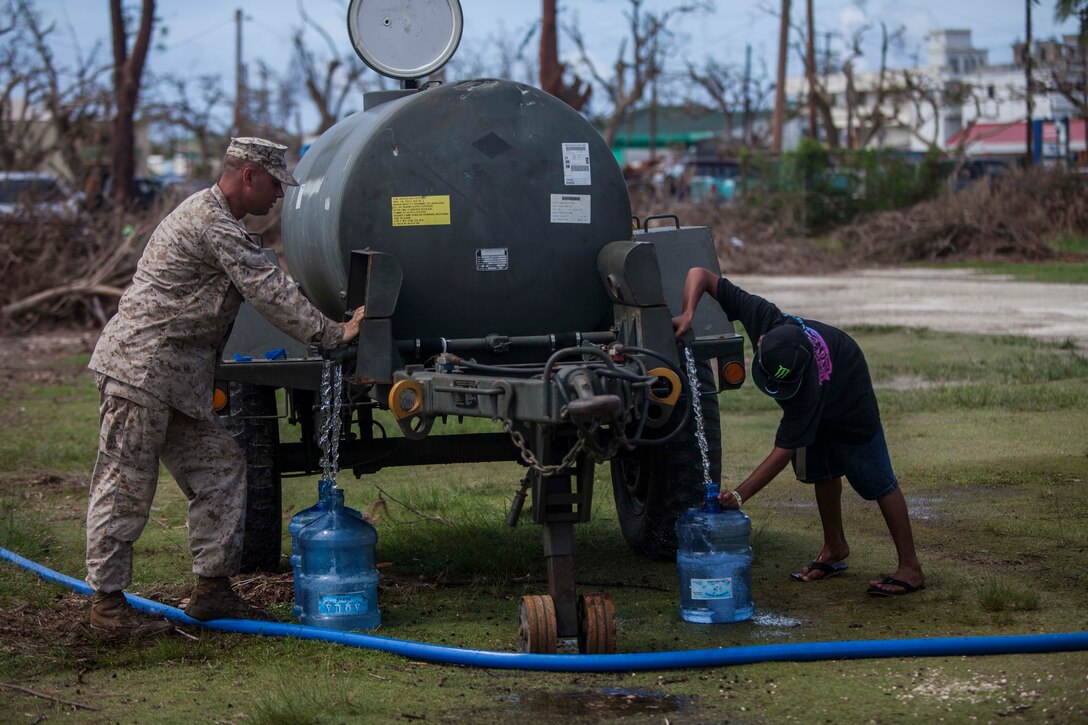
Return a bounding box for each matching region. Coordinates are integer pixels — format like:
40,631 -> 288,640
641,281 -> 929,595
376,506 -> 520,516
791,424 -> 898,500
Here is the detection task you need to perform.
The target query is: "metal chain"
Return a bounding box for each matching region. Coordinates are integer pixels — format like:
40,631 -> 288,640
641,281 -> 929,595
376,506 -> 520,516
501,419 -> 587,476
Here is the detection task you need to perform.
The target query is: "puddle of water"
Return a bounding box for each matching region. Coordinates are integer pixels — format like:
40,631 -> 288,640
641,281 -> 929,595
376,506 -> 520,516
751,612 -> 804,628
751,611 -> 806,638
506,688 -> 688,718
907,495 -> 947,522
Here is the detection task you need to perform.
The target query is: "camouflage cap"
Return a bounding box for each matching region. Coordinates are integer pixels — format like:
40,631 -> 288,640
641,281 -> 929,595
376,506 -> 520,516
225,137 -> 299,186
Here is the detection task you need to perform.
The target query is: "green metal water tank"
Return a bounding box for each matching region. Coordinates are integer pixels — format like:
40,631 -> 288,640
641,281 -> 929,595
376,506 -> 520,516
282,78 -> 632,341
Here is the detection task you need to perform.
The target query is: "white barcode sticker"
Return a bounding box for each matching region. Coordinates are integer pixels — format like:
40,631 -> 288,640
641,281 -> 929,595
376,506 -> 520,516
562,142 -> 591,186
550,194 -> 591,224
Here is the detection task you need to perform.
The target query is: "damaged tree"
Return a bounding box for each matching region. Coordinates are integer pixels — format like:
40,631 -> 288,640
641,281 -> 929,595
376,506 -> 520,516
539,0 -> 591,111
108,0 -> 154,207
0,0 -> 111,185
568,0 -> 710,147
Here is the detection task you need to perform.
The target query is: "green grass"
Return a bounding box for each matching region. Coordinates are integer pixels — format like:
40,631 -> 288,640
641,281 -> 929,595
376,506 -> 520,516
912,235 -> 1088,283
934,260 -> 1088,284
1049,235 -> 1088,254
1,328 -> 1087,723
976,577 -> 1041,613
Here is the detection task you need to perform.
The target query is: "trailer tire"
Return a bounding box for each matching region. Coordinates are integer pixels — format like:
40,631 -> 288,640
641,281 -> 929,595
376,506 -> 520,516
226,382 -> 282,573
610,359 -> 721,560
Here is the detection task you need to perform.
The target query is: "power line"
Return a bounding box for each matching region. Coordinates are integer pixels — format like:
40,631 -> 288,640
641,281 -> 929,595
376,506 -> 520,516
160,16 -> 234,51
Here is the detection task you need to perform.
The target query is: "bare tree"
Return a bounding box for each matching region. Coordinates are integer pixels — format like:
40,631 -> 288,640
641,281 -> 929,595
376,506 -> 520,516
0,1 -> 57,171
449,20 -> 538,84
540,0 -> 590,110
109,0 -> 155,206
142,73 -> 228,175
247,61 -> 299,143
791,19 -> 907,150
0,1 -> 111,185
568,0 -> 710,147
852,23 -> 907,148
686,58 -> 741,143
685,56 -> 774,151
290,2 -> 369,135
899,71 -> 981,149
1029,0 -> 1088,116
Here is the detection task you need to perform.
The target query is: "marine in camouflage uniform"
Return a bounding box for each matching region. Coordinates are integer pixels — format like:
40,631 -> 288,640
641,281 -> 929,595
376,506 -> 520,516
85,138 -> 364,636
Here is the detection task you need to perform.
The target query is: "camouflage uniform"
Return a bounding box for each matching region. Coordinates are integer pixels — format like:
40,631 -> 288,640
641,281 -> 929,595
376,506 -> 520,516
87,143 -> 340,594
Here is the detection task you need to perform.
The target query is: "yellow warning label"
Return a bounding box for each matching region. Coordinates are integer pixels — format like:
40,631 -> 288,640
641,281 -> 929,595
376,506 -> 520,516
391,195 -> 451,227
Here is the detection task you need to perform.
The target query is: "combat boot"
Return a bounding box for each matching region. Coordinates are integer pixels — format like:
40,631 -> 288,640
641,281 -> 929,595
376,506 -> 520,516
90,591 -> 174,638
184,576 -> 276,622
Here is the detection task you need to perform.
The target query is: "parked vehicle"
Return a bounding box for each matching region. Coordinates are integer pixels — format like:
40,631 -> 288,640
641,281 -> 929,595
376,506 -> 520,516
685,158 -> 740,202
95,174 -> 169,211
950,158 -> 1010,191
0,172 -> 80,218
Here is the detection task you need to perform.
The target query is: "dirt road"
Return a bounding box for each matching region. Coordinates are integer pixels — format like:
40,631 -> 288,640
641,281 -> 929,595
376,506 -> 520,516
733,269 -> 1088,349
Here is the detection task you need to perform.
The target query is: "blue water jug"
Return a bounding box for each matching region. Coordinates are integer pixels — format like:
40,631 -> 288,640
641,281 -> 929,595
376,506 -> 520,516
289,479 -> 334,619
676,482 -> 754,623
296,488 -> 380,630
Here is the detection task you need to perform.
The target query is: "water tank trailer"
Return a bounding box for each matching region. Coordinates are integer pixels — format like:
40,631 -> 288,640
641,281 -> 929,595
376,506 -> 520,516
215,0 -> 746,654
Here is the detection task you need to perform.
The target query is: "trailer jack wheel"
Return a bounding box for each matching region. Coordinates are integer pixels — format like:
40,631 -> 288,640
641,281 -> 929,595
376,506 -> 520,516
518,594 -> 558,654
577,592 -> 617,654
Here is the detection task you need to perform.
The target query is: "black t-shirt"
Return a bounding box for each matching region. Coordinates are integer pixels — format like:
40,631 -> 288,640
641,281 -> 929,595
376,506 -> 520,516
715,277 -> 881,449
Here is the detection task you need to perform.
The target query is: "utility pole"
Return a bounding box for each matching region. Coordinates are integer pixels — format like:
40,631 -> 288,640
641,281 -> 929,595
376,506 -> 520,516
234,8 -> 246,137
1025,0 -> 1034,167
649,58 -> 658,162
824,32 -> 832,76
806,0 -> 817,140
743,43 -> 752,145
772,0 -> 791,153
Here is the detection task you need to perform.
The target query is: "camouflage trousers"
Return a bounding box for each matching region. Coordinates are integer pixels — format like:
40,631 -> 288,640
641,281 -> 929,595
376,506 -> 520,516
85,376 -> 247,593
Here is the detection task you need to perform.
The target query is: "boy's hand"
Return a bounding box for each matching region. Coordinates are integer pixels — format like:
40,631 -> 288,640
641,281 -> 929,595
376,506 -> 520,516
672,313 -> 693,339
718,488 -> 742,509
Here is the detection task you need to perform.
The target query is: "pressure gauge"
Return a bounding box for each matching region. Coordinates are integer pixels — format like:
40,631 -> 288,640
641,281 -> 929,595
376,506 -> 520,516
347,0 -> 463,81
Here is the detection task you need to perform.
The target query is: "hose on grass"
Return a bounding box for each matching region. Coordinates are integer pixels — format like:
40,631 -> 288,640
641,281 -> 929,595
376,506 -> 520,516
4,546 -> 1087,673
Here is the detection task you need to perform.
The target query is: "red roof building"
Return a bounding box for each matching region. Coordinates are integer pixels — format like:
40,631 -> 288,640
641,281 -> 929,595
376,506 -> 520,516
946,119 -> 1087,160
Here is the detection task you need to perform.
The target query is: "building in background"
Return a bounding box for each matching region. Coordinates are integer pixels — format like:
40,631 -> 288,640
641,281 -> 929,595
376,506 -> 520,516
785,28 -> 1086,162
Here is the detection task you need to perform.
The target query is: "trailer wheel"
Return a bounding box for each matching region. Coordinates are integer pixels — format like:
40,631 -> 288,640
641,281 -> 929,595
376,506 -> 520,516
226,382 -> 282,573
610,359 -> 721,560
518,594 -> 558,654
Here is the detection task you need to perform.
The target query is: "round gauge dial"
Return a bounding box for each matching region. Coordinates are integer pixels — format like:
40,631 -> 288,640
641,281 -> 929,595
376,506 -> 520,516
347,0 -> 463,80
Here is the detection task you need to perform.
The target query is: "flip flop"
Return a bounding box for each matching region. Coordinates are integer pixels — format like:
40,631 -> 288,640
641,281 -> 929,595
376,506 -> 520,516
866,577 -> 925,597
790,560 -> 848,582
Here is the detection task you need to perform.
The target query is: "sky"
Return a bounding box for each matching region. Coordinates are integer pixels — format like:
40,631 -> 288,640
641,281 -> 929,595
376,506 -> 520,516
38,0 -> 1081,121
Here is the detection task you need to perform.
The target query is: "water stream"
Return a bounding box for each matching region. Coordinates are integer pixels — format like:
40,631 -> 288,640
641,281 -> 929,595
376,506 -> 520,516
681,347 -> 712,486
318,358 -> 344,483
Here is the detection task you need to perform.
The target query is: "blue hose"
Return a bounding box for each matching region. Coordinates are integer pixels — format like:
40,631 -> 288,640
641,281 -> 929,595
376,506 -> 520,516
4,546 -> 1087,673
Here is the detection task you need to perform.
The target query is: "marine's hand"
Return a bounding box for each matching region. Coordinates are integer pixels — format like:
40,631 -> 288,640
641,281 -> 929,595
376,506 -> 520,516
340,306 -> 366,344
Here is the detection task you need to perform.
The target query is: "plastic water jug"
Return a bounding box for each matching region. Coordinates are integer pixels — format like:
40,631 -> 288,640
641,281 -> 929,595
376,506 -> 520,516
676,482 -> 754,623
296,488 -> 380,630
289,479 -> 333,619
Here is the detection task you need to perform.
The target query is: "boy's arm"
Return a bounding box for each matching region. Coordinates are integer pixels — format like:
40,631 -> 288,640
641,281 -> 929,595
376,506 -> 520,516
719,446 -> 794,509
672,267 -> 721,338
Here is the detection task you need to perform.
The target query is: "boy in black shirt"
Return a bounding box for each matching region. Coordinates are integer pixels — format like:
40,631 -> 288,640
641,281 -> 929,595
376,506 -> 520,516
673,268 -> 925,596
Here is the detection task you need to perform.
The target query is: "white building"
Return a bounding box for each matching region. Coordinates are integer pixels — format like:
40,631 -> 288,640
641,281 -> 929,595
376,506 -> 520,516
785,29 -> 1086,160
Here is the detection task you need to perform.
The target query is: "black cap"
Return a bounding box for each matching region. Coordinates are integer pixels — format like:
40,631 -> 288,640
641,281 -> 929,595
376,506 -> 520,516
751,324 -> 813,400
